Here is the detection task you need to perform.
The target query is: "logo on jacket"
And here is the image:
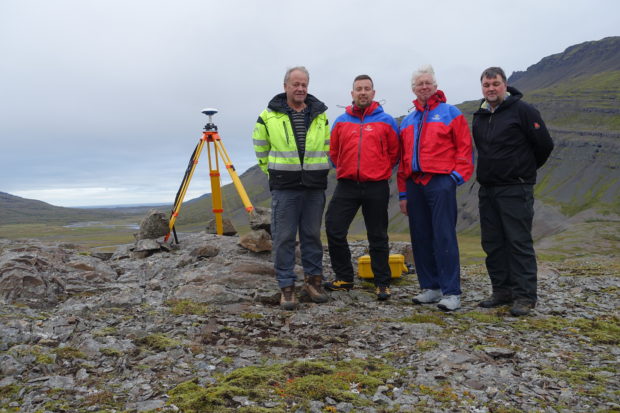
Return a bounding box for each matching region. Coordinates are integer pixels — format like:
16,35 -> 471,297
364,125 -> 374,132
533,122 -> 540,129
432,114 -> 441,121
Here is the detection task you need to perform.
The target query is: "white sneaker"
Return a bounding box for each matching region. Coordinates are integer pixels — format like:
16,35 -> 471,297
437,295 -> 461,311
412,289 -> 442,304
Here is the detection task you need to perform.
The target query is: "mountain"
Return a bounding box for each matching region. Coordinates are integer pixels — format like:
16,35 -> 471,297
508,36 -> 620,91
460,36 -> 620,222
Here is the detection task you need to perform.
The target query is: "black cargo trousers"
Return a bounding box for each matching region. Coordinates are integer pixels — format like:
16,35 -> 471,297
325,179 -> 391,287
478,184 -> 537,303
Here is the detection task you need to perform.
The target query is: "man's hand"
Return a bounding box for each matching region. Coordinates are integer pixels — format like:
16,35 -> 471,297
399,199 -> 408,216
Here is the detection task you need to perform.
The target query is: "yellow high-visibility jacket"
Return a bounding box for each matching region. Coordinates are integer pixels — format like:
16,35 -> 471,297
253,93 -> 330,190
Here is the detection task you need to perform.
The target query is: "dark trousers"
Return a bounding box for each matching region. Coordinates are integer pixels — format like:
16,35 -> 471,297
325,179 -> 391,287
406,175 -> 461,295
478,184 -> 537,303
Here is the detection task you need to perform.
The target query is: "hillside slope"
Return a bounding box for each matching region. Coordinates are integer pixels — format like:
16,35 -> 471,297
0,192 -> 149,225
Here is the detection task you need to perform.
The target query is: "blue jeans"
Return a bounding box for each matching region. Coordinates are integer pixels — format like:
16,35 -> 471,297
406,175 -> 461,296
271,189 -> 326,289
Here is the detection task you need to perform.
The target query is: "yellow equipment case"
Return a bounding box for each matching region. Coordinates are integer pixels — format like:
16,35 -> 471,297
357,254 -> 407,279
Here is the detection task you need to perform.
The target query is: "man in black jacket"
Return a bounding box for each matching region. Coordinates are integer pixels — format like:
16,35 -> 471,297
472,67 -> 554,316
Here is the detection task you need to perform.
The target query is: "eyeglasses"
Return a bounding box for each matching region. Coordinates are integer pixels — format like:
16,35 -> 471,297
414,81 -> 435,88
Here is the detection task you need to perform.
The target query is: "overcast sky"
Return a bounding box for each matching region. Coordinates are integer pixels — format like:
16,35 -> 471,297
1,0 -> 618,207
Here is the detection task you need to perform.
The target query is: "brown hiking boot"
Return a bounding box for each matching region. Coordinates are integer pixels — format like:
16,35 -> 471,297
303,275 -> 328,303
280,286 -> 298,310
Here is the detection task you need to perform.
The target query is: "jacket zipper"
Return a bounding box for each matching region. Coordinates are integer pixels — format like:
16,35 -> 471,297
486,113 -> 493,143
283,121 -> 290,145
357,123 -> 364,181
413,107 -> 428,172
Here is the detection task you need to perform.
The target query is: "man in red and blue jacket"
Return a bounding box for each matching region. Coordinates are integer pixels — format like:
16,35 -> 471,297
324,74 -> 400,301
397,65 -> 473,311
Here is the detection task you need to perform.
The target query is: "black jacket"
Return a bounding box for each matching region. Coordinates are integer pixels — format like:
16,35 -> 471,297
472,86 -> 554,186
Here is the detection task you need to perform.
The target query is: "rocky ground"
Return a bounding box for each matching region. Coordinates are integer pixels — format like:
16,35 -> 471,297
0,233 -> 618,413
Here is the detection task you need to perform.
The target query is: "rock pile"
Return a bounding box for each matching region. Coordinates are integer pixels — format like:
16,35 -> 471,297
0,234 -> 618,412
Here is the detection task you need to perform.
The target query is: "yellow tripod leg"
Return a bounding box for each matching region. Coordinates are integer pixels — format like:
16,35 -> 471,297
207,138 -> 224,235
214,140 -> 254,213
165,137 -> 207,242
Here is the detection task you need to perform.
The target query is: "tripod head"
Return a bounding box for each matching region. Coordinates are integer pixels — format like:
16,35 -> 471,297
201,108 -> 218,131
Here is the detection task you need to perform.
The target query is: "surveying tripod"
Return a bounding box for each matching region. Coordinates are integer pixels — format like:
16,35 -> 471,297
165,108 -> 254,243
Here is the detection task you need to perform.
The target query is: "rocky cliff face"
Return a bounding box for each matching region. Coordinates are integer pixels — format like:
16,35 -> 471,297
1,234 -> 618,412
508,36 -> 620,91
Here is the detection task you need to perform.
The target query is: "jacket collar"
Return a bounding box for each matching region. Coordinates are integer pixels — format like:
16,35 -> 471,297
477,86 -> 523,114
413,89 -> 447,112
267,93 -> 328,120
345,100 -> 381,119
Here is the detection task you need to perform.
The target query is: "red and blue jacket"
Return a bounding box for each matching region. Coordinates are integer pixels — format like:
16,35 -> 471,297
397,90 -> 473,198
330,101 -> 400,181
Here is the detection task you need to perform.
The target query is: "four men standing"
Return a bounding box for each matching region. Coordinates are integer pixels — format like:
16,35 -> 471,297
254,65 -> 552,316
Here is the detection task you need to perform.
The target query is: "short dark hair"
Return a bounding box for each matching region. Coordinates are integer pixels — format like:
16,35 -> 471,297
480,67 -> 507,83
353,74 -> 373,89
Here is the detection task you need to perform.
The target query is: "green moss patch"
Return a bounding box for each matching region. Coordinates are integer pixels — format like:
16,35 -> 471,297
166,299 -> 211,316
137,333 -> 182,351
515,315 -> 619,344
52,347 -> 86,360
398,312 -> 447,327
168,358 -> 399,412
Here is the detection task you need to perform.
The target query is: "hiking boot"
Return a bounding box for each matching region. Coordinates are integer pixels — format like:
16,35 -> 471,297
279,286 -> 297,311
303,274 -> 328,303
437,295 -> 461,311
324,279 -> 354,291
412,289 -> 442,304
478,294 -> 513,308
510,299 -> 535,317
376,286 -> 391,301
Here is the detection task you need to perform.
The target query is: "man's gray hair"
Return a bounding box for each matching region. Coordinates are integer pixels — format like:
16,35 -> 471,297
411,64 -> 437,88
480,66 -> 507,83
284,66 -> 310,84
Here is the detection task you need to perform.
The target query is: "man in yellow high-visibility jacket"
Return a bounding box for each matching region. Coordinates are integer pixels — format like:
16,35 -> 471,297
252,66 -> 331,310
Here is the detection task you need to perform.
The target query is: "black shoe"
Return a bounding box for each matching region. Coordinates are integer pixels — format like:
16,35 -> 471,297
510,299 -> 535,316
376,286 -> 391,301
324,280 -> 354,291
478,295 -> 513,308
